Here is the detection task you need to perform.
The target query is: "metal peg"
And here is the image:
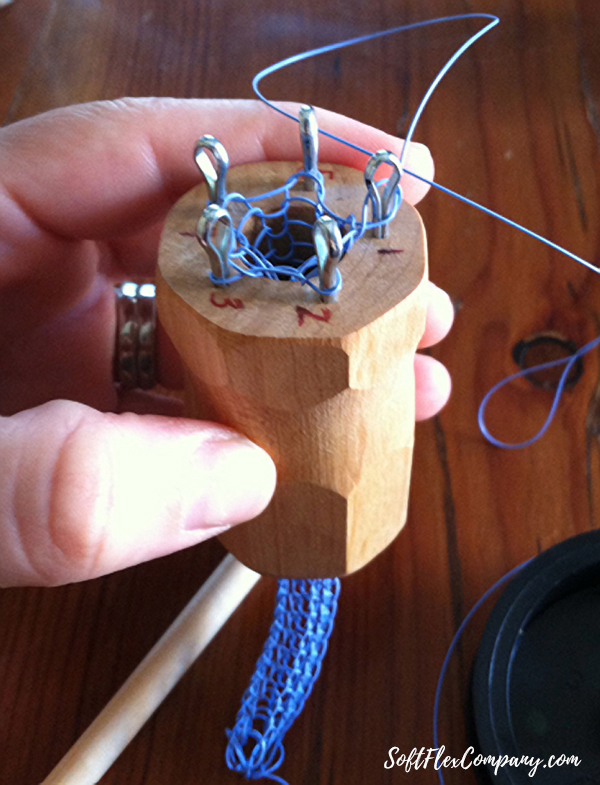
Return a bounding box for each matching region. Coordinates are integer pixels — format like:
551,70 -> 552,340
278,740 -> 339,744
313,215 -> 343,302
194,135 -> 229,206
364,150 -> 403,238
299,105 -> 320,191
196,204 -> 234,282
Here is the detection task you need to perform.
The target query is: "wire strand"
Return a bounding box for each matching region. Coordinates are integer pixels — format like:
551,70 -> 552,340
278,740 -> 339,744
252,14 -> 599,276
478,334 -> 600,449
433,560 -> 531,784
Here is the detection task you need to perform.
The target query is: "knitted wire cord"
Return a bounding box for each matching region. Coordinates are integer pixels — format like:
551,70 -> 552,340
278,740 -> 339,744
225,578 -> 341,783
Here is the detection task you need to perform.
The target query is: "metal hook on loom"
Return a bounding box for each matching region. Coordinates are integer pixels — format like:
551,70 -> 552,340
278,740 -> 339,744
195,135 -> 230,206
299,105 -> 322,192
364,149 -> 403,238
313,215 -> 343,302
196,203 -> 235,283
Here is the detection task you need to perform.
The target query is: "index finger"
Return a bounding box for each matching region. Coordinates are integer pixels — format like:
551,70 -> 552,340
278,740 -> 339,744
0,97 -> 433,241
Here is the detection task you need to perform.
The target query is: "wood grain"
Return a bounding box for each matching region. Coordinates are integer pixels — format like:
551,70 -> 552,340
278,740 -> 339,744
0,0 -> 54,124
157,161 -> 428,577
0,1 -> 599,783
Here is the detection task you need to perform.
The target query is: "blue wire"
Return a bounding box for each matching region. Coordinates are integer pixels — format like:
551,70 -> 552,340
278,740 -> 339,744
433,560 -> 531,784
408,175 -> 600,275
478,334 -> 600,449
253,13 -> 499,165
437,344 -> 600,774
252,15 -> 600,276
225,579 -> 341,784
398,16 -> 498,171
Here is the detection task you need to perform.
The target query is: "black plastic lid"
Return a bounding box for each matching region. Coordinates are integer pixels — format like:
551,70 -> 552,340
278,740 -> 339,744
471,530 -> 600,784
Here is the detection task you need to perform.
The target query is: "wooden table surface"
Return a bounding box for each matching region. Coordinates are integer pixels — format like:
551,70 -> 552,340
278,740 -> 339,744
1,1 -> 600,783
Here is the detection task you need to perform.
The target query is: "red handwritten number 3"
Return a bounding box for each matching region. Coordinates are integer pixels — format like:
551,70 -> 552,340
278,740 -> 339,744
210,292 -> 244,309
296,306 -> 332,327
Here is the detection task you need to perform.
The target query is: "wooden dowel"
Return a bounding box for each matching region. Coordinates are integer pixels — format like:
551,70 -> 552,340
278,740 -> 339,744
41,555 -> 261,785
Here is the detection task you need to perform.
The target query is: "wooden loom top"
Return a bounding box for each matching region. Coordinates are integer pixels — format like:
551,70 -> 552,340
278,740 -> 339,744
158,161 -> 426,339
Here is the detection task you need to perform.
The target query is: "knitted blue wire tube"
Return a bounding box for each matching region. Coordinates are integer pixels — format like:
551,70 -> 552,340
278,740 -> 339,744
225,578 -> 341,784
209,171 -> 402,297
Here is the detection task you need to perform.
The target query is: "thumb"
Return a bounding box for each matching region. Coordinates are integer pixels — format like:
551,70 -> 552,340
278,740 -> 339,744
0,400 -> 276,587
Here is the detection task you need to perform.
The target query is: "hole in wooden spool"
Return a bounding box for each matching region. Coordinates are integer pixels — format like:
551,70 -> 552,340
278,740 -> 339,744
244,203 -> 318,268
512,333 -> 584,391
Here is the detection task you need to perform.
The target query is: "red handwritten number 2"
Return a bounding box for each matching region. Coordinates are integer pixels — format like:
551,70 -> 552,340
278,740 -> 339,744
296,306 -> 332,327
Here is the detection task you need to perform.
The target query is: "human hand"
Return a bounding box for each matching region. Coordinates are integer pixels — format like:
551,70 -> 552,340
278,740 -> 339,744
0,98 -> 452,587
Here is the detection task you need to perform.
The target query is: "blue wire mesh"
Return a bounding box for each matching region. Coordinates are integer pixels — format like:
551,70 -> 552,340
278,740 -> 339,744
210,171 -> 402,297
225,578 -> 341,784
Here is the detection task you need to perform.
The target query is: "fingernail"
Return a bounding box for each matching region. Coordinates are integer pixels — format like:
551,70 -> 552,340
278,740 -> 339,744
404,141 -> 434,177
185,435 -> 276,531
408,141 -> 430,154
428,281 -> 456,316
429,280 -> 452,302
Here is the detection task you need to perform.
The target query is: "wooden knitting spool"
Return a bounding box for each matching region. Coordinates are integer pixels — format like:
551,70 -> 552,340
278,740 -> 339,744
157,160 -> 428,578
